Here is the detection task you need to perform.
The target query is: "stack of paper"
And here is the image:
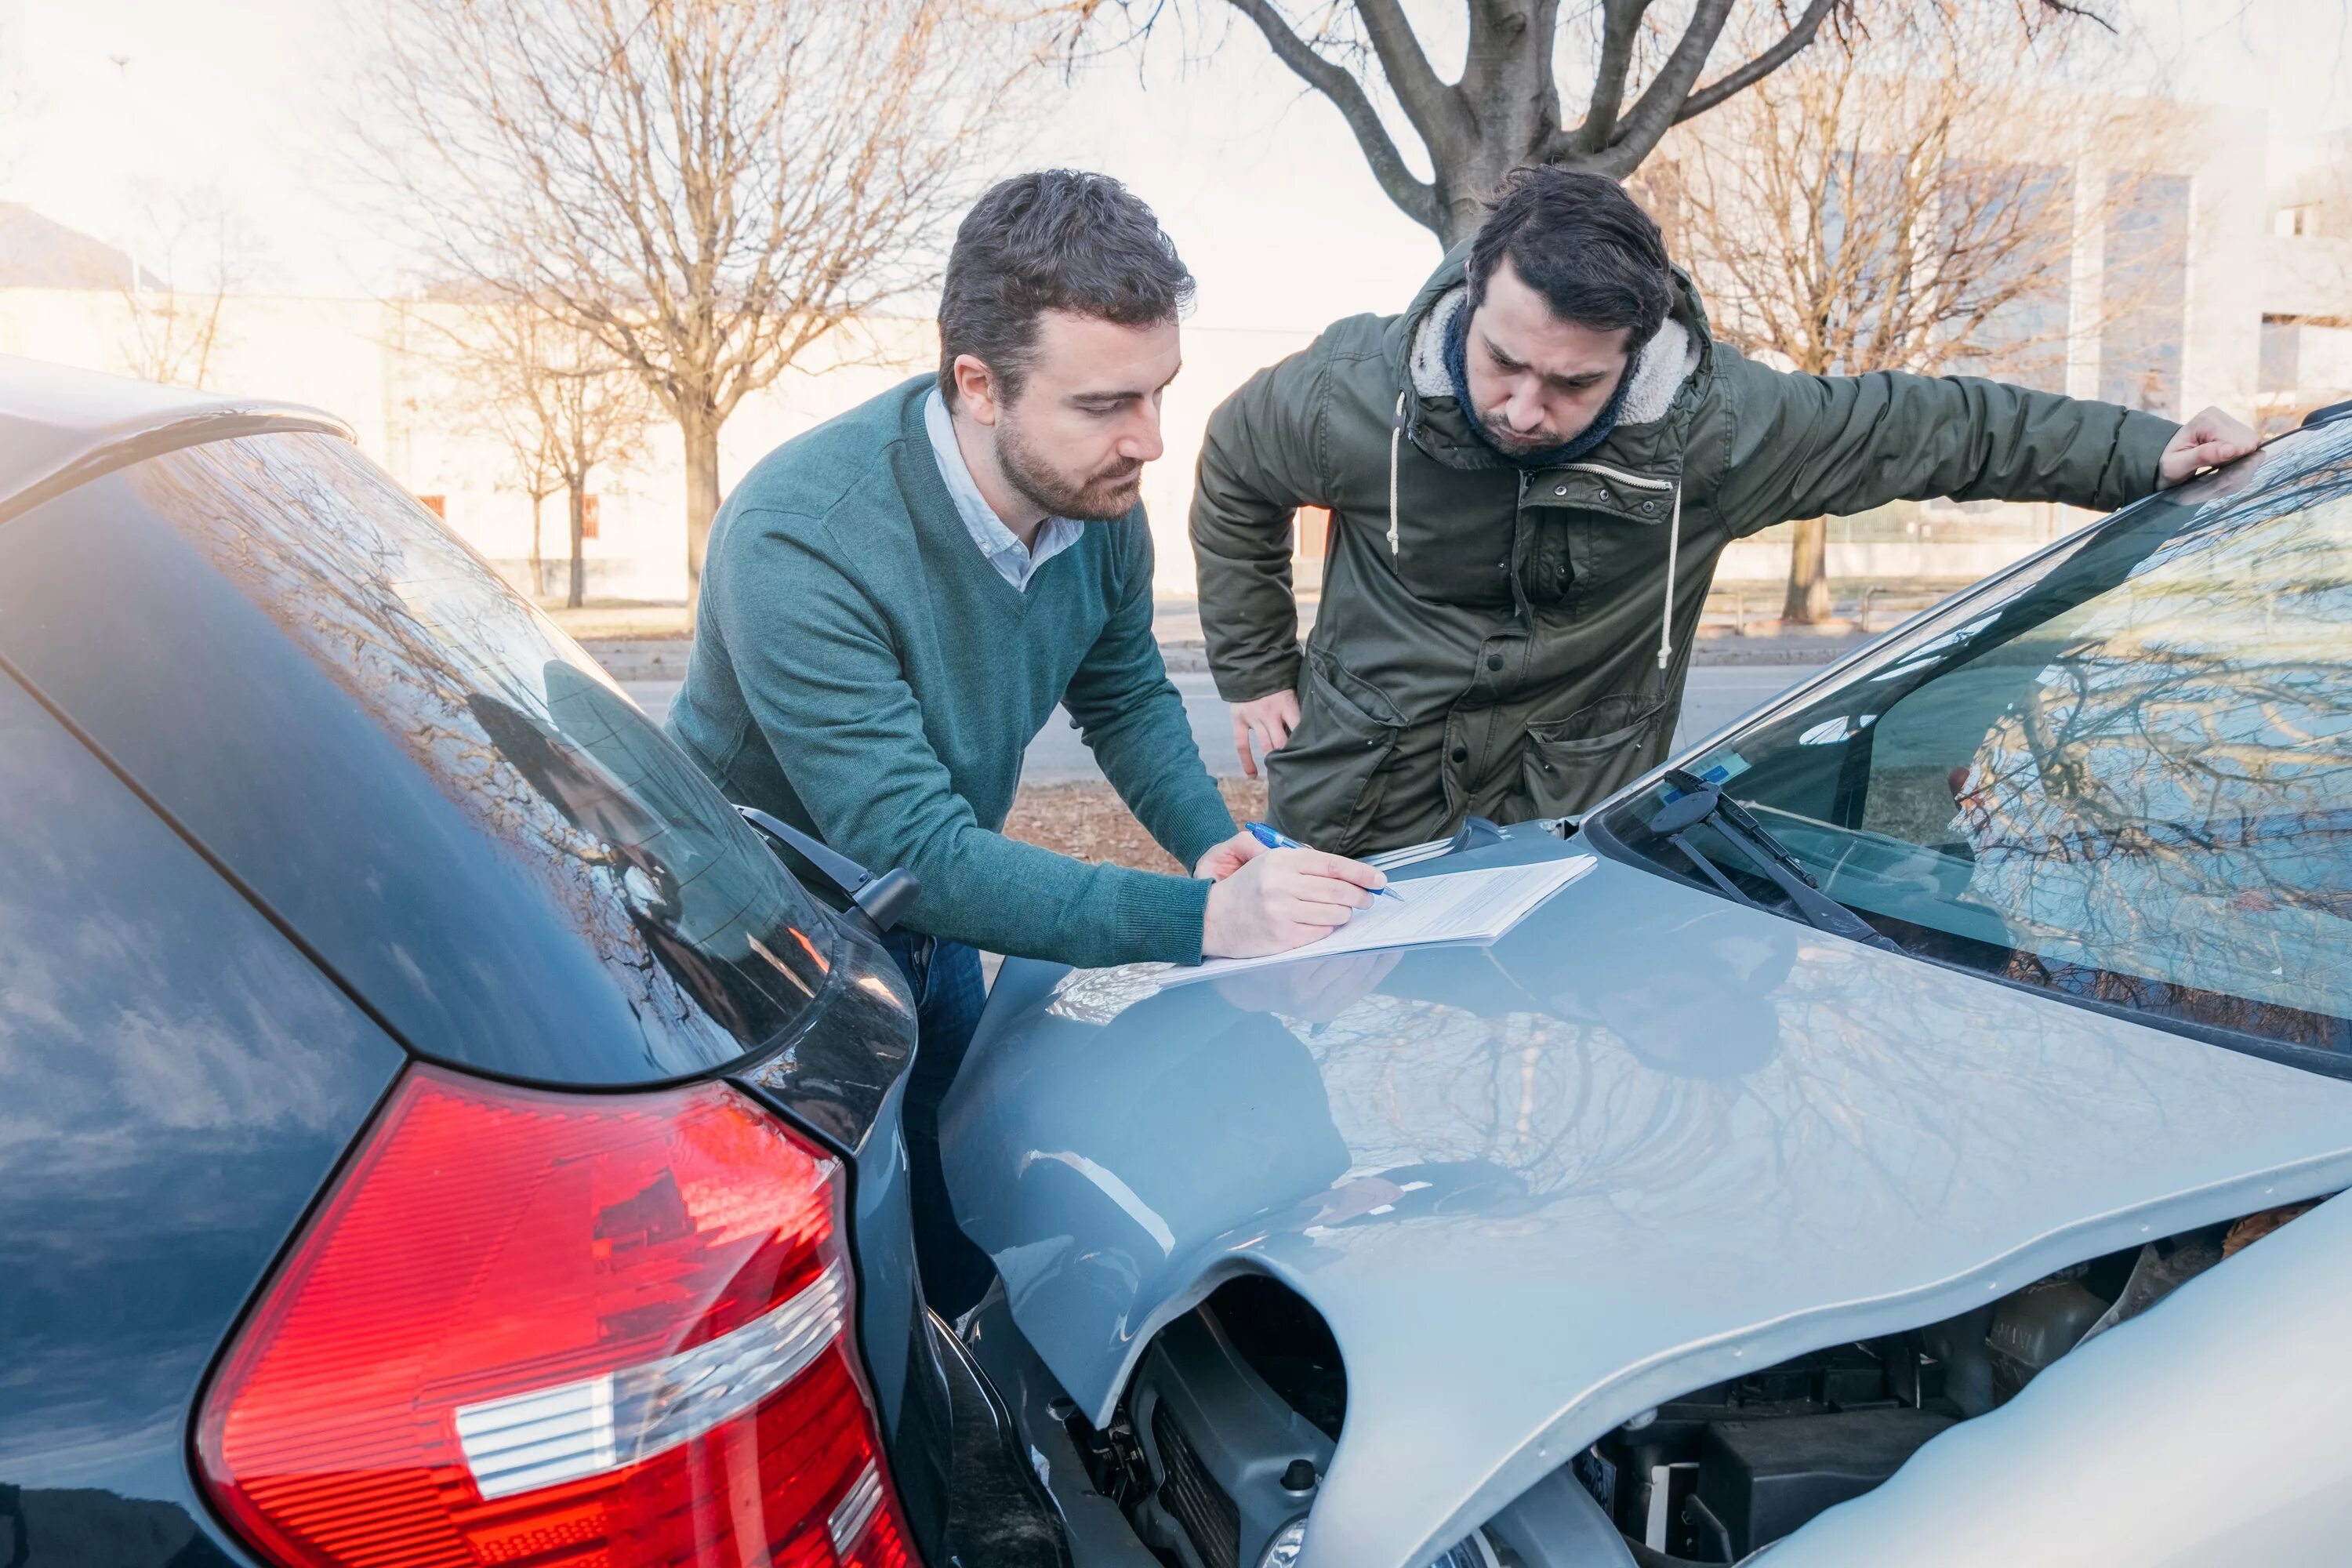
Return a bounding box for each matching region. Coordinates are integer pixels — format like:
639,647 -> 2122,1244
1167,854 -> 1596,986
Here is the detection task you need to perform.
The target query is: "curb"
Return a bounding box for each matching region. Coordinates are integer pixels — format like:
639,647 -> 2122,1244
1154,635 -> 1873,675
586,633 -> 1877,684
582,640 -> 692,682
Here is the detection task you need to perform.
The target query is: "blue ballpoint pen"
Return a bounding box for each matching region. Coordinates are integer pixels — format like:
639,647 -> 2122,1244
1244,821 -> 1405,901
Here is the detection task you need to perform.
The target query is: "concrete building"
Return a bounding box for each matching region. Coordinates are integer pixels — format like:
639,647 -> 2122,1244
2,109 -> 2346,603
1712,99 -> 2350,586
2259,129 -> 2352,434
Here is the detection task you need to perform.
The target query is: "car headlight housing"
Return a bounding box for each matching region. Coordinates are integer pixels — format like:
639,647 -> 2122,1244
1258,1517 -> 1308,1568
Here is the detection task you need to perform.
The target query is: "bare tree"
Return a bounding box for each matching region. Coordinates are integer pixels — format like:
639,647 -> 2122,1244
118,183 -> 252,388
1637,2 -> 2124,621
448,300 -> 653,608
497,402 -> 563,599
371,0 -> 1037,600
1065,1 -> 1889,247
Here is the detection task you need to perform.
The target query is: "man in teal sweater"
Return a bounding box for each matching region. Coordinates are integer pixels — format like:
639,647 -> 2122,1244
668,171 -> 1385,1311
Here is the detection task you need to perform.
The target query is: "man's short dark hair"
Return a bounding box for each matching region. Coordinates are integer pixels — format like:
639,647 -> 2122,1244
1466,167 -> 1672,346
937,170 -> 1195,406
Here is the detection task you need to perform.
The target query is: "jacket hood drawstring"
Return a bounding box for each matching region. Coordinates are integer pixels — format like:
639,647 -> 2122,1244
1658,477 -> 1682,670
1388,391 -> 1404,559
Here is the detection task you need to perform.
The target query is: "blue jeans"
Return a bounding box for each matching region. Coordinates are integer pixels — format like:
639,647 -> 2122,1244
879,929 -> 996,1319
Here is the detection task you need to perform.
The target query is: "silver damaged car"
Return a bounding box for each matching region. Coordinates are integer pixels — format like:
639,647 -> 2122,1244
940,404 -> 2352,1568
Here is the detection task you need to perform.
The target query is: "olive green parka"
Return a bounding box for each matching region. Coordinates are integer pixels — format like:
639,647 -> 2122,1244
1192,249 -> 2178,855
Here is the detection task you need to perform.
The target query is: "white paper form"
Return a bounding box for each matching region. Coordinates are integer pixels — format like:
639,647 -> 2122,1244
1165,854 -> 1597,986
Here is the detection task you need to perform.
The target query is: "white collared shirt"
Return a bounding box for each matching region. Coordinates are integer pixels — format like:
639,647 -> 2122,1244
924,388 -> 1084,590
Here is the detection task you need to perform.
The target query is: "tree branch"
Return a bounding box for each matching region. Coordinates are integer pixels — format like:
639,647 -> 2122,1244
1221,0 -> 1439,231
1584,0 -> 1735,173
1573,0 -> 1651,154
1353,0 -> 1465,150
1673,0 -> 1842,124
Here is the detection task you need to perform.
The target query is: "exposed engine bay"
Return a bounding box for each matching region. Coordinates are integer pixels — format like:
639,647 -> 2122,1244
1057,1203 -> 2319,1568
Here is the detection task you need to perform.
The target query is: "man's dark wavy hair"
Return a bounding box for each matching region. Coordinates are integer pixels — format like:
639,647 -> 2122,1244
937,170 -> 1195,406
1466,166 -> 1673,345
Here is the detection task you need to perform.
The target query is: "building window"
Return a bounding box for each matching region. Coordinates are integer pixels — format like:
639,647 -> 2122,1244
418,494 -> 446,519
2260,318 -> 2302,396
581,494 -> 600,540
2274,205 -> 2318,238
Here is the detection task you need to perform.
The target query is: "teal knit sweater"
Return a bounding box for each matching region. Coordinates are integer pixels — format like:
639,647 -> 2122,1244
666,378 -> 1237,967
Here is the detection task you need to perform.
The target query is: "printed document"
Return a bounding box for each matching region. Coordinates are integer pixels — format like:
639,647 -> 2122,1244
1168,854 -> 1597,985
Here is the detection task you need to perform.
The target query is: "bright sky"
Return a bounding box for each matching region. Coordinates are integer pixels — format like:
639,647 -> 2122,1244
2,0 -> 2347,332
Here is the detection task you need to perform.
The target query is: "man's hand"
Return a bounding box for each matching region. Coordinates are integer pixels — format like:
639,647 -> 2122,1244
2158,407 -> 2259,488
1231,688 -> 1301,779
1201,846 -> 1387,959
1193,828 -> 1269,881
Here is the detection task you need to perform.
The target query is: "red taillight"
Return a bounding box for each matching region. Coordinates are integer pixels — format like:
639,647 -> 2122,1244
196,1065 -> 916,1568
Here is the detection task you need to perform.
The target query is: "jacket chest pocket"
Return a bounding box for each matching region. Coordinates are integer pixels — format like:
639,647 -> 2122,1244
1521,507 -> 1660,609
1559,510 -> 1673,615
1520,514 -> 1577,605
1382,466 -> 1519,608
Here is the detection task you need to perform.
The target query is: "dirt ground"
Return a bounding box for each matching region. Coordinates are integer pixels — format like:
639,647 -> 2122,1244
1004,778 -> 1269,871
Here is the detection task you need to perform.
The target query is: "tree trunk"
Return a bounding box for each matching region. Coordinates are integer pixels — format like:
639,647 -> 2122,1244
529,491 -> 546,600
1783,516 -> 1832,624
567,478 -> 588,610
681,406 -> 722,604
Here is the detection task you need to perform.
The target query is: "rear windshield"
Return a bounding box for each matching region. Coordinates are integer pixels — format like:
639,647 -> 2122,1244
1595,424 -> 2352,1067
129,432 -> 833,1068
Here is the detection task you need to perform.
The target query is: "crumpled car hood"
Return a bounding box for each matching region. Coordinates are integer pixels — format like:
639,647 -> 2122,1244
939,833 -> 2352,1568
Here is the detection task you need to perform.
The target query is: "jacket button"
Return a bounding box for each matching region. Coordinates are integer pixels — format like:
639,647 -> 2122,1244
1450,746 -> 1468,763
1642,499 -> 1659,514
1486,654 -> 1503,670
1554,485 -> 1567,495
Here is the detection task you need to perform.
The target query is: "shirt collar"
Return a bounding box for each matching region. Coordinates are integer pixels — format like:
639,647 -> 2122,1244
923,388 -> 1083,590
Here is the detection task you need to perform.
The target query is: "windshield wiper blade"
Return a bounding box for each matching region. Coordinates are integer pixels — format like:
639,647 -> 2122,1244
1651,769 -> 1900,951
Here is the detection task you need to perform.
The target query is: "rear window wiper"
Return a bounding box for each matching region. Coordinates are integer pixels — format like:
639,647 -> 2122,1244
1650,769 -> 1900,952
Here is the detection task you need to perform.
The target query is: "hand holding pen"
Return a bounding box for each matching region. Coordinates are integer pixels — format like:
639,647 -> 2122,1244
1197,822 -> 1398,959
1245,822 -> 1404,901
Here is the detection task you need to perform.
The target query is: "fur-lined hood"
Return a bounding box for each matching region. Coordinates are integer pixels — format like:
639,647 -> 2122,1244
1381,241 -> 1717,474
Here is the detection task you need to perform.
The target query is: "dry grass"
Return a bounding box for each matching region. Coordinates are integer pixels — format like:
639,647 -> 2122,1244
1004,778 -> 1269,872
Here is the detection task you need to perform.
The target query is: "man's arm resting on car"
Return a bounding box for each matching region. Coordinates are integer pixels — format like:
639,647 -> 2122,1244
2157,407 -> 2259,485
1709,356 -> 2243,530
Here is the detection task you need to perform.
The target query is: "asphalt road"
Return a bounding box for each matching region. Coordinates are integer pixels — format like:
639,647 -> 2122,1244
619,661 -> 1829,782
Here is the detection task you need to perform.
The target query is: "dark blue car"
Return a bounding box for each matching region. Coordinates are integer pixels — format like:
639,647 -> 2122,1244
0,358 -> 1063,1568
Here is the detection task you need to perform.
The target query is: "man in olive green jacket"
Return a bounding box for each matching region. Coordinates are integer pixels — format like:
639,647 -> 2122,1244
1195,168 -> 2256,855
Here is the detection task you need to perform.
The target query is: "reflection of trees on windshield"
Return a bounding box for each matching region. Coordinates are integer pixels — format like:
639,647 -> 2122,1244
128,433 -> 827,1062
1955,488 -> 2352,1050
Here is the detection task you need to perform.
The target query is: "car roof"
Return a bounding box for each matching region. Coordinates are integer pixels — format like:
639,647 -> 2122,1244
0,353 -> 350,526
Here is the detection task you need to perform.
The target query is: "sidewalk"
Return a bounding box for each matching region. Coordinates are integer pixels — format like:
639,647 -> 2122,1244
580,589 -> 1904,681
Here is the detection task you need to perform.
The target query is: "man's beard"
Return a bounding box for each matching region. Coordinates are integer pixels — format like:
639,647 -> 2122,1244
1477,408 -> 1576,456
996,418 -> 1145,523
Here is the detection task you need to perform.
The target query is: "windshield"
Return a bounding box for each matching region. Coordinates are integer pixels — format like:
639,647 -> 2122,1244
1595,424 -> 2352,1065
